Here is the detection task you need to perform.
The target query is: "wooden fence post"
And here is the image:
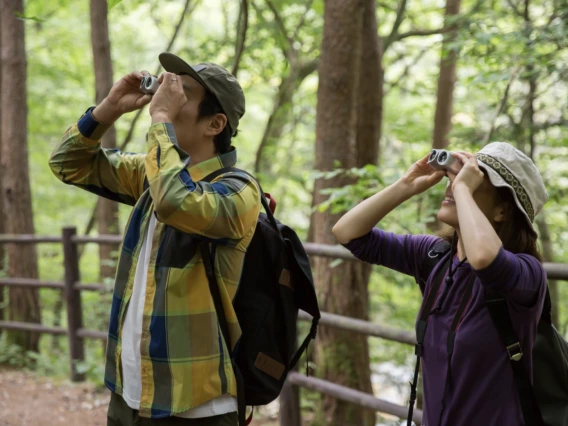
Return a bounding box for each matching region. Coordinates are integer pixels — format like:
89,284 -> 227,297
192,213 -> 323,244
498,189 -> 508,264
279,377 -> 301,426
62,227 -> 85,382
280,332 -> 302,426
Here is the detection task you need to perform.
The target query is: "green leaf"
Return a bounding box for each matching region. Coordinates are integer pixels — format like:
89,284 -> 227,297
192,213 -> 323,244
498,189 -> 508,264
108,0 -> 123,9
14,12 -> 46,22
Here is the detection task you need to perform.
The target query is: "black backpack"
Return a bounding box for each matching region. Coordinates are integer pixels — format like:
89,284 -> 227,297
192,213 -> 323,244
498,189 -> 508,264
408,240 -> 568,426
200,167 -> 321,426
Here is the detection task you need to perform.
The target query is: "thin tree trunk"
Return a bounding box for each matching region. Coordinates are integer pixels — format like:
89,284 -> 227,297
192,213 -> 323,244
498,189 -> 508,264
312,0 -> 375,424
356,0 -> 382,166
0,3 -> 4,325
78,0 -> 195,247
521,0 -> 556,326
91,0 -> 119,280
353,0 -> 382,313
535,214 -> 559,326
0,0 -> 41,351
254,58 -> 319,175
432,0 -> 462,149
428,0 -> 462,235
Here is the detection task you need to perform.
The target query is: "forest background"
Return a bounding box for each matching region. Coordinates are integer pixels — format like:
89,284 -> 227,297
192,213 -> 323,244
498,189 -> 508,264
0,0 -> 567,425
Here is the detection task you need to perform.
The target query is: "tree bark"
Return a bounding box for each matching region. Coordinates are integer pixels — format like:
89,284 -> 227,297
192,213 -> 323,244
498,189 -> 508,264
311,0 -> 378,424
91,0 -> 119,280
0,1 -> 4,323
356,0 -> 382,167
535,214 -> 559,326
432,0 -> 461,149
0,0 -> 41,351
254,58 -> 319,175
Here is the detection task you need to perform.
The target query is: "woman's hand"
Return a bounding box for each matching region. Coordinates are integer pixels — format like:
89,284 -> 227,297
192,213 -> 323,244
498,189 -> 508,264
400,153 -> 446,196
149,72 -> 187,124
447,152 -> 485,195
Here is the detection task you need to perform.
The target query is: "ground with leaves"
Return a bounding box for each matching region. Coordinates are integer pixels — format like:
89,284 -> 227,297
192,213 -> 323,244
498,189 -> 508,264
0,367 -> 278,426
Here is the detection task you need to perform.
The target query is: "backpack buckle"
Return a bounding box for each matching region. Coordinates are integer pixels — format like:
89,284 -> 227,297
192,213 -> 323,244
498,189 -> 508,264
415,343 -> 423,357
506,342 -> 523,361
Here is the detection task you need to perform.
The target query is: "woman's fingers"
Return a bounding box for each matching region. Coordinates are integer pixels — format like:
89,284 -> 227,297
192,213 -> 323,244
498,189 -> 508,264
452,152 -> 468,164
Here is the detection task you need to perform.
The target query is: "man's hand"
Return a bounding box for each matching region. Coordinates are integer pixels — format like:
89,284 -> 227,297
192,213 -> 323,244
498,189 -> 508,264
149,72 -> 187,124
92,71 -> 153,124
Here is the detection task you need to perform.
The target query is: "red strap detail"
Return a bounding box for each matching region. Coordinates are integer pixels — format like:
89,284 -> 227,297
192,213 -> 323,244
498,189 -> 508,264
265,193 -> 277,214
246,407 -> 254,425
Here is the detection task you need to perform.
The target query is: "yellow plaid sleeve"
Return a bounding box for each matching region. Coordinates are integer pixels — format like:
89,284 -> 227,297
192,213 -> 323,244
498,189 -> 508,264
49,122 -> 146,206
145,123 -> 260,242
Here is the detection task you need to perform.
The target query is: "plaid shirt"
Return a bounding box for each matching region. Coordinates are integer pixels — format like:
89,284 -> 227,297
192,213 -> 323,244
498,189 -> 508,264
49,108 -> 261,418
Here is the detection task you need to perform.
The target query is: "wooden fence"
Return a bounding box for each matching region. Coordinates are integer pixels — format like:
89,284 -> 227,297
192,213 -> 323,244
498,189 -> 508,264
1,228 -> 567,425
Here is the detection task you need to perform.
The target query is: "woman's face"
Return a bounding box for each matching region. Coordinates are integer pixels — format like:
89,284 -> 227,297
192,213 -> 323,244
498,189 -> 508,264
437,174 -> 505,229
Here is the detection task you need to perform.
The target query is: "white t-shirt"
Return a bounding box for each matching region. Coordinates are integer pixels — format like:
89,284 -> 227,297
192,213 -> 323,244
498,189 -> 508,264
120,213 -> 237,418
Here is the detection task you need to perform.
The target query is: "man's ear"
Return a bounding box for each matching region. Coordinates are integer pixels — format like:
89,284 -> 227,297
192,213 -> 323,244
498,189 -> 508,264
206,113 -> 228,137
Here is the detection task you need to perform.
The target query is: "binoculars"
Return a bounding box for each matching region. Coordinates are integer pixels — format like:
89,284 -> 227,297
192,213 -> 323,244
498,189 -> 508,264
427,149 -> 462,174
140,75 -> 160,94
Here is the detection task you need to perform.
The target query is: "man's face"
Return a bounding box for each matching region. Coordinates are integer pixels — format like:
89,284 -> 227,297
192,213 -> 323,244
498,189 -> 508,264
171,75 -> 207,152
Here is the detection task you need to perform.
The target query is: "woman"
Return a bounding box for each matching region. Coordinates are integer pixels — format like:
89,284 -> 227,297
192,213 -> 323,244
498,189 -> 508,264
332,142 -> 548,425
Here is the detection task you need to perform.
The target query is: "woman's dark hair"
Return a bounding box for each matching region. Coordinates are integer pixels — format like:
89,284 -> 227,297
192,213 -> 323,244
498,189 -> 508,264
494,186 -> 543,262
197,89 -> 235,154
438,185 -> 543,262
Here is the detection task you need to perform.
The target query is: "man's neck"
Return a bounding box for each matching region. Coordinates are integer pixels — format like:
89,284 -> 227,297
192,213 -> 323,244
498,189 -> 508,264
184,142 -> 217,167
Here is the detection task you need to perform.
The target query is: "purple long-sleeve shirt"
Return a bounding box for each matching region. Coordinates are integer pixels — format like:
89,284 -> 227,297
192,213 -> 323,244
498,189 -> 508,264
344,228 -> 546,426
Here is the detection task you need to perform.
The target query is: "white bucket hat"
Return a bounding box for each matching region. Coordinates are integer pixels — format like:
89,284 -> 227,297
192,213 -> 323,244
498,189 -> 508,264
475,142 -> 548,233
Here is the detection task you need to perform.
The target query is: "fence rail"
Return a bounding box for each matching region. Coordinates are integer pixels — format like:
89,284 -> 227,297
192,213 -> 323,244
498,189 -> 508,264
1,229 -> 567,425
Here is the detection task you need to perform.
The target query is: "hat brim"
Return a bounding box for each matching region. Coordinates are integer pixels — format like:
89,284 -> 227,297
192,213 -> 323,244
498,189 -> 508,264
159,52 -> 213,95
477,161 -> 537,234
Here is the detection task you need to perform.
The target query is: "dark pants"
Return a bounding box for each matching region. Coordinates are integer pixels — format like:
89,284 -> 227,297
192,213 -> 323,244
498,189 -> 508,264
107,392 -> 238,426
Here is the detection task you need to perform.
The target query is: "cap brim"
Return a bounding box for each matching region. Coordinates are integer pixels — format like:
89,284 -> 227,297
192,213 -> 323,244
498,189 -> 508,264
159,52 -> 212,93
477,161 -> 537,234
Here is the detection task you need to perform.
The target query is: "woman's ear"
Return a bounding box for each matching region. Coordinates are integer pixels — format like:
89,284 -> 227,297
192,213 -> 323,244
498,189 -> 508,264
206,113 -> 228,137
493,203 -> 509,224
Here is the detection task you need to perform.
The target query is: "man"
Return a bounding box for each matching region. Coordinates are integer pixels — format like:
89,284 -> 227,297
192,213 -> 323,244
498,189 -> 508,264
49,53 -> 261,426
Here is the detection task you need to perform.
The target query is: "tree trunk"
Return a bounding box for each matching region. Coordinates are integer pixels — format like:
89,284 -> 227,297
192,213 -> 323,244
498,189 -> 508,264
536,214 -> 559,326
91,0 -> 119,280
428,0 -> 462,235
312,0 -> 378,424
0,2 -> 4,324
254,58 -> 319,175
356,0 -> 382,166
0,0 -> 41,351
432,0 -> 461,149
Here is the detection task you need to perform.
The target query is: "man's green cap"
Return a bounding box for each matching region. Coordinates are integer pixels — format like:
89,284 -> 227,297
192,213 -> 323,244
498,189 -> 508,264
159,52 -> 245,136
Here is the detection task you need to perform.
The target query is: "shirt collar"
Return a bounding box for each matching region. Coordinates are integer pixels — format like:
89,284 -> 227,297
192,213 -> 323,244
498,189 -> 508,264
187,147 -> 238,182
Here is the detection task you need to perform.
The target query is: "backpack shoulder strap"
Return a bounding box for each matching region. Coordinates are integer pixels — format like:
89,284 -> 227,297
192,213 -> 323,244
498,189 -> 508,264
203,167 -> 278,231
485,290 -> 545,426
420,240 -> 451,287
407,254 -> 451,425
